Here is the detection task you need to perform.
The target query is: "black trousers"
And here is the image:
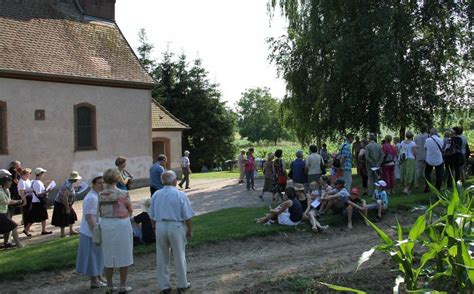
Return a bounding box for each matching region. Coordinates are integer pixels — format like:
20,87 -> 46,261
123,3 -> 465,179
425,162 -> 444,190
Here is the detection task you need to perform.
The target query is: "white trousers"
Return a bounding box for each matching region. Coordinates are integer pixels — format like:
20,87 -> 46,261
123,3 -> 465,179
155,221 -> 189,290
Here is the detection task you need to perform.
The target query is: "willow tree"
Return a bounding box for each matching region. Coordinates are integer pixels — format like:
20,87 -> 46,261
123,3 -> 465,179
268,0 -> 472,143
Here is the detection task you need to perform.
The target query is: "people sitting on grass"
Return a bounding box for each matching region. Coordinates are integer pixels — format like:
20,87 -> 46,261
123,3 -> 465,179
294,183 -> 310,212
318,178 -> 349,215
256,187 -> 303,226
305,181 -> 329,233
131,198 -> 155,245
366,180 -> 389,222
344,187 -> 368,229
319,175 -> 333,195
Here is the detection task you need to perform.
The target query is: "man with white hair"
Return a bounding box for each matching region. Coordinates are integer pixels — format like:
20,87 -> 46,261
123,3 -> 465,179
424,128 -> 444,191
150,170 -> 194,293
178,150 -> 191,189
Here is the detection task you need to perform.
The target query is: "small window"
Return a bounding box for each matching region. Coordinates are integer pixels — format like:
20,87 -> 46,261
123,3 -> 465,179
0,101 -> 6,154
74,103 -> 96,151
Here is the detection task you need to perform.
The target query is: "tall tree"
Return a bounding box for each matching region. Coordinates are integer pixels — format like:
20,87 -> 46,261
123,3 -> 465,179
236,87 -> 288,144
136,28 -> 156,72
153,54 -> 236,170
269,0 -> 472,142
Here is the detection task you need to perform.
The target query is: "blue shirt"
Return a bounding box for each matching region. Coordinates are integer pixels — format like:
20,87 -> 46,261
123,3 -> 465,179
291,158 -> 306,184
374,190 -> 389,209
150,186 -> 195,222
340,142 -> 352,171
149,163 -> 165,190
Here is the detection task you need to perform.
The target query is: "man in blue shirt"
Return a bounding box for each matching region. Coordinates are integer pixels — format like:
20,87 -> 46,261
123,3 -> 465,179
149,154 -> 167,196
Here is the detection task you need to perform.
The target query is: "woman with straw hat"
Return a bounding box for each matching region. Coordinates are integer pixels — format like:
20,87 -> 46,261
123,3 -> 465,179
51,171 -> 82,237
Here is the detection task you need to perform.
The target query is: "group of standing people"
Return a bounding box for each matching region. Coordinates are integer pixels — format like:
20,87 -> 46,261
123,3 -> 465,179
354,126 -> 470,196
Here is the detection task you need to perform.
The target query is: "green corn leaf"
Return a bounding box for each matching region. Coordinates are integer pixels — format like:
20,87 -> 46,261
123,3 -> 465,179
460,241 -> 474,284
414,248 -> 437,280
397,218 -> 403,241
365,217 -> 393,245
409,215 -> 426,241
407,290 -> 447,293
447,183 -> 460,216
318,282 -> 366,293
448,245 -> 458,257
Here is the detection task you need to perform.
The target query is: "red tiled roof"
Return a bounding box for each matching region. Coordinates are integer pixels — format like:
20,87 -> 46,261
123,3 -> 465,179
0,0 -> 155,87
152,101 -> 189,130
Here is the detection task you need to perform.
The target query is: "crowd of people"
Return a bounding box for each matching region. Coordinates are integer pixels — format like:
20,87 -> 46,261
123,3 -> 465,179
0,153 -> 194,293
252,126 -> 470,230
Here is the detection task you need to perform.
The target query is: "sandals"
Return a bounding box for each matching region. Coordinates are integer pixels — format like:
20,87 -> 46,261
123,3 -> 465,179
41,231 -> 53,235
23,229 -> 32,237
118,286 -> 133,293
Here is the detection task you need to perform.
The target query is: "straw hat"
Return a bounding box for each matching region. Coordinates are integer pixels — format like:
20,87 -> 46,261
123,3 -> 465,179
294,183 -> 305,191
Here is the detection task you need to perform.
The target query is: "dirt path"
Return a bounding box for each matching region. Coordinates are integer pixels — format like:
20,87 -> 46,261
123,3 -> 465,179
2,211 -> 411,293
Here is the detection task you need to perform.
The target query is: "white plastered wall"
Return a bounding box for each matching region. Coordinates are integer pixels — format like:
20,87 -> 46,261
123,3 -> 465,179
0,78 -> 153,184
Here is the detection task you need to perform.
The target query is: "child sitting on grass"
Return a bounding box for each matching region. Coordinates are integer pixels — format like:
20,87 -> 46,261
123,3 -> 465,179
318,178 -> 349,215
304,181 -> 329,233
366,180 -> 389,222
343,187 -> 368,229
319,175 -> 333,196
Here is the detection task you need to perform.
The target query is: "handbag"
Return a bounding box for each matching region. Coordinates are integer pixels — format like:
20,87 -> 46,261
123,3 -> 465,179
30,180 -> 48,208
277,174 -> 288,185
92,204 -> 101,245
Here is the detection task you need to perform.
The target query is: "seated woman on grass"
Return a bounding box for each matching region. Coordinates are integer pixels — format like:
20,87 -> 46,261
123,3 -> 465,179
305,181 -> 329,234
319,175 -> 333,196
256,187 -> 302,226
344,187 -> 368,229
366,180 -> 389,222
318,178 -> 349,215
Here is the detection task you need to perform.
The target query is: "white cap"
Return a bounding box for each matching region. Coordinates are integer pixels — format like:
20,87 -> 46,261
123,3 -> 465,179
34,167 -> 47,175
375,180 -> 387,187
0,169 -> 12,178
89,172 -> 103,184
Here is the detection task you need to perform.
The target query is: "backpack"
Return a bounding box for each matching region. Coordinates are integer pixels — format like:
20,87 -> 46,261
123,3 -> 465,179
383,152 -> 395,164
398,146 -> 407,162
444,137 -> 461,157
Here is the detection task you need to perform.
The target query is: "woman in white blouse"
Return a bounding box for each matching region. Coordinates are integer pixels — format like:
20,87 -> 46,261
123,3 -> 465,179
29,168 -> 53,235
76,172 -> 106,289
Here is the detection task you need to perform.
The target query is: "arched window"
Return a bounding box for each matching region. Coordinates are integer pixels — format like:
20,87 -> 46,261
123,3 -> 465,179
74,103 -> 96,150
0,101 -> 7,154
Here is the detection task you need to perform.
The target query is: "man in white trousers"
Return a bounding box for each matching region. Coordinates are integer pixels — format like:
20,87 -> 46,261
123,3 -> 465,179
150,170 -> 195,293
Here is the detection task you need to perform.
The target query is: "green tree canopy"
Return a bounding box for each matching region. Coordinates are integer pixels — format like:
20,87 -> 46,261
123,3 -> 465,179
236,87 -> 288,144
269,0 -> 472,143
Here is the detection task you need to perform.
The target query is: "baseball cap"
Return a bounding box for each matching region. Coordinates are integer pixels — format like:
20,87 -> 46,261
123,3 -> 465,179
34,167 -> 47,175
0,169 -> 12,178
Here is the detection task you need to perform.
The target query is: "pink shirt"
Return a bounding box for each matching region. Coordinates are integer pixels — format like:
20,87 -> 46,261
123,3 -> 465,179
99,187 -> 131,219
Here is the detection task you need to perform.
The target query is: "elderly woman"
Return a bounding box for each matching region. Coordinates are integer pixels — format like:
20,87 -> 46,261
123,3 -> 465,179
289,150 -> 307,187
400,131 -> 418,194
0,169 -> 24,248
259,153 -> 275,201
76,172 -> 106,289
30,167 -> 53,235
99,168 -> 133,293
18,168 -> 34,236
52,171 -> 82,237
7,161 -> 21,218
115,156 -> 132,191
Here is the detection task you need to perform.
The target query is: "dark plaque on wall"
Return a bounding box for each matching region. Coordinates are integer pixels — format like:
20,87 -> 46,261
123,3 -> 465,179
35,109 -> 45,120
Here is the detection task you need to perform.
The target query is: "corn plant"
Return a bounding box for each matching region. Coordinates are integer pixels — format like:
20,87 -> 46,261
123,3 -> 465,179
357,180 -> 474,293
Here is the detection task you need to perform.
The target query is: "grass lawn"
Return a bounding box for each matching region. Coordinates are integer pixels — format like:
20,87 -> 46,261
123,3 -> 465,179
1,175 -> 470,281
191,171 -> 240,180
